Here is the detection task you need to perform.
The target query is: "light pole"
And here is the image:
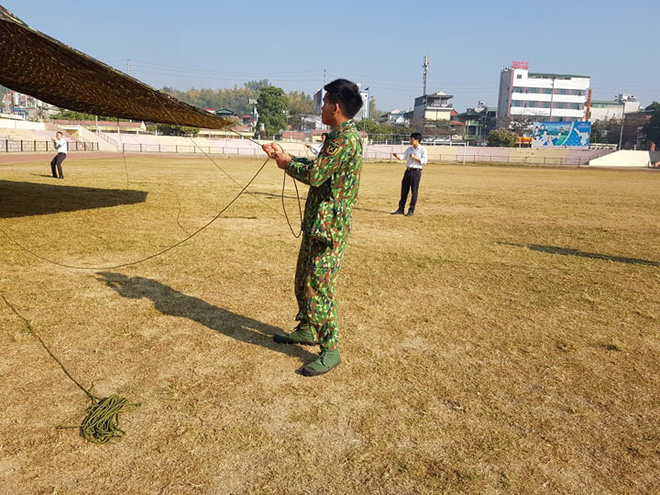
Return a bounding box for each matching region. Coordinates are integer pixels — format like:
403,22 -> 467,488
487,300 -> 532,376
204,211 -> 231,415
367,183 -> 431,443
549,77 -> 555,122
618,111 -> 625,150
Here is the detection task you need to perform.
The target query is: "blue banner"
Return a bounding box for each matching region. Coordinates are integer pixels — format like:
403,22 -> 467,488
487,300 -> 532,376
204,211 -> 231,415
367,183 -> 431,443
531,121 -> 591,148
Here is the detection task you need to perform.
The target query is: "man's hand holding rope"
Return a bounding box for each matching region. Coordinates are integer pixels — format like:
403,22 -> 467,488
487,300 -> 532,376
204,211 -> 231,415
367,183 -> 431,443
262,143 -> 292,170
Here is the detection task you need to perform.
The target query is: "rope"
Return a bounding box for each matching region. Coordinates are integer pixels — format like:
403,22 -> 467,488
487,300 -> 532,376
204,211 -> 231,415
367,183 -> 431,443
0,154 -> 273,270
281,170 -> 302,238
1,89 -> 305,270
1,293 -> 140,443
144,87 -> 302,236
60,395 -> 141,444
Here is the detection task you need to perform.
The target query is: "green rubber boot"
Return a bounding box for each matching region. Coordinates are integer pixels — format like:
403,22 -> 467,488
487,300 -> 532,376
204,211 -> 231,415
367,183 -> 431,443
301,349 -> 341,376
273,325 -> 318,345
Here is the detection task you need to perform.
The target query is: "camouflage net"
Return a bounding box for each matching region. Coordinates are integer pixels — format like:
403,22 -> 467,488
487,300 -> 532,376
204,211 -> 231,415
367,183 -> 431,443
0,6 -> 233,129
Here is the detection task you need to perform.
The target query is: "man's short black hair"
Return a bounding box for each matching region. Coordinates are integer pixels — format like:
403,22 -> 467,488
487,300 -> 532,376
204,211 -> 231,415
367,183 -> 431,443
324,79 -> 363,119
410,132 -> 423,141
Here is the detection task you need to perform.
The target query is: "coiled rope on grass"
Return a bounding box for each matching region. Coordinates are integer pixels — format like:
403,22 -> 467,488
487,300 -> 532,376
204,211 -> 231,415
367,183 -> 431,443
60,394 -> 141,444
1,293 -> 140,443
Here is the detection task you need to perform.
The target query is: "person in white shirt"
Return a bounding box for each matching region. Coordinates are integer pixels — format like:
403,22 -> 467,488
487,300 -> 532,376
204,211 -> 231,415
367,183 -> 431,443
391,132 -> 427,216
50,131 -> 67,179
305,132 -> 328,156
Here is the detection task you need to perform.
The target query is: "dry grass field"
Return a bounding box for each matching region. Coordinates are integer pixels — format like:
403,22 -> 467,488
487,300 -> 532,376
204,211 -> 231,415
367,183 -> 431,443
1,155 -> 658,494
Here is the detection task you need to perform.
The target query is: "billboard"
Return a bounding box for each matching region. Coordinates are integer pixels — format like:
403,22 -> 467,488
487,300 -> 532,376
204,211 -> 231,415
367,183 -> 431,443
531,121 -> 591,148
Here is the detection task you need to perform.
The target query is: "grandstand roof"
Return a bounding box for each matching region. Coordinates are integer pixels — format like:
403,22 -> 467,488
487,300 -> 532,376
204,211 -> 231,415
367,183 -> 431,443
0,6 -> 233,130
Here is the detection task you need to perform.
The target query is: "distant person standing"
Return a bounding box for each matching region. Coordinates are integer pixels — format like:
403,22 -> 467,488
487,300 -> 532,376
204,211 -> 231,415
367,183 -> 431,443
391,132 -> 427,216
50,131 -> 67,179
305,132 -> 328,156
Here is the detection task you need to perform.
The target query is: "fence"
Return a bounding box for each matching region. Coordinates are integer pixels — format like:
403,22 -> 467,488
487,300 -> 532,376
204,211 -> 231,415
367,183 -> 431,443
364,147 -> 614,166
0,139 -> 98,153
1,136 -> 614,166
120,143 -> 263,156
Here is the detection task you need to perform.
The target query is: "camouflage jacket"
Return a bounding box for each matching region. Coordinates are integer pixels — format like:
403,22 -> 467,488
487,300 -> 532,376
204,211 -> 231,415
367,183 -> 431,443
286,120 -> 363,246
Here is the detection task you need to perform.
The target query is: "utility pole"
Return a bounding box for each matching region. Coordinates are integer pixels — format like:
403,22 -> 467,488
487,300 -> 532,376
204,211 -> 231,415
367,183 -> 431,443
549,77 -> 555,122
422,56 -> 429,97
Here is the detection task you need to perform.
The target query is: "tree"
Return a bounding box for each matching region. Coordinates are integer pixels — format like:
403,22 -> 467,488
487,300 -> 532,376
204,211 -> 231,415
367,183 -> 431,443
50,109 -> 101,121
245,79 -> 270,92
257,86 -> 287,137
619,112 -> 647,149
369,98 -> 382,121
643,102 -> 660,148
162,86 -> 257,116
155,124 -> 199,137
286,91 -> 314,130
487,128 -> 517,147
590,118 -> 621,145
590,120 -> 607,143
352,118 -> 416,144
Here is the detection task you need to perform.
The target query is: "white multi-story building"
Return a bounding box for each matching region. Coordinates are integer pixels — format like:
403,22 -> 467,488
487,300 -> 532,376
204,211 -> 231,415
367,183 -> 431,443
589,101 -> 624,122
497,61 -> 590,124
587,94 -> 641,122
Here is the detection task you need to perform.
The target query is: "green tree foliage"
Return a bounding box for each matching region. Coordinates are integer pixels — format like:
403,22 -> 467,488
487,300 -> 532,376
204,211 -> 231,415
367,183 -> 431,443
257,86 -> 287,137
155,123 -> 199,137
487,128 -> 517,147
162,85 -> 258,116
50,109 -> 101,121
368,97 -> 382,121
244,79 -> 270,92
590,118 -> 624,145
354,118 -> 416,143
620,112 -> 648,149
286,91 -> 314,130
643,101 -> 660,147
592,115 -> 646,149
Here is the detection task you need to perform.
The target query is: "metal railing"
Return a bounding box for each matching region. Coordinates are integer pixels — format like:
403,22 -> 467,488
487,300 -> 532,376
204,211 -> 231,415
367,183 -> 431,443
1,139 -> 98,153
121,143 -> 262,156
364,147 -> 614,166
96,132 -> 119,148
0,136 -> 616,166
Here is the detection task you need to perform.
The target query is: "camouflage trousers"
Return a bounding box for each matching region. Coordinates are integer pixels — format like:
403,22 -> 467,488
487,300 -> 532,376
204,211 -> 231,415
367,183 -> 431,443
294,233 -> 348,351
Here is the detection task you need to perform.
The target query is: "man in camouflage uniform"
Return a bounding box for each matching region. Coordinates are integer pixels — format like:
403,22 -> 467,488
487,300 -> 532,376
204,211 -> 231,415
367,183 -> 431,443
262,79 -> 363,376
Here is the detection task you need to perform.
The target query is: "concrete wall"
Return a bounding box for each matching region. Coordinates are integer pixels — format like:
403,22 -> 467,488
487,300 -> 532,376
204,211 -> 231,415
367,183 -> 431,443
589,150 -> 651,167
0,117 -> 46,130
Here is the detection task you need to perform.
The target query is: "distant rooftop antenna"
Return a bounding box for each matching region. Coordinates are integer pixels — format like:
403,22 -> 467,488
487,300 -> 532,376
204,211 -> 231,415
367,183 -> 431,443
422,55 -> 429,96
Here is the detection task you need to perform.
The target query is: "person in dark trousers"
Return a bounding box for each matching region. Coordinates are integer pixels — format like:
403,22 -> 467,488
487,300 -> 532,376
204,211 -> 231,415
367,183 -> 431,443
50,131 -> 67,179
262,79 -> 363,377
391,132 -> 427,216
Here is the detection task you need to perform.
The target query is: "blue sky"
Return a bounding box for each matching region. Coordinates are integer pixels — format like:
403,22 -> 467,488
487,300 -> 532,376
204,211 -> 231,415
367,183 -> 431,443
3,0 -> 658,113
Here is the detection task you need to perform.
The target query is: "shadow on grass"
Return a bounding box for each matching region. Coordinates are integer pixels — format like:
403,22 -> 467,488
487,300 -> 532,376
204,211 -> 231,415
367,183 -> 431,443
97,272 -> 316,363
500,242 -> 660,266
0,180 -> 148,218
249,190 -> 390,214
